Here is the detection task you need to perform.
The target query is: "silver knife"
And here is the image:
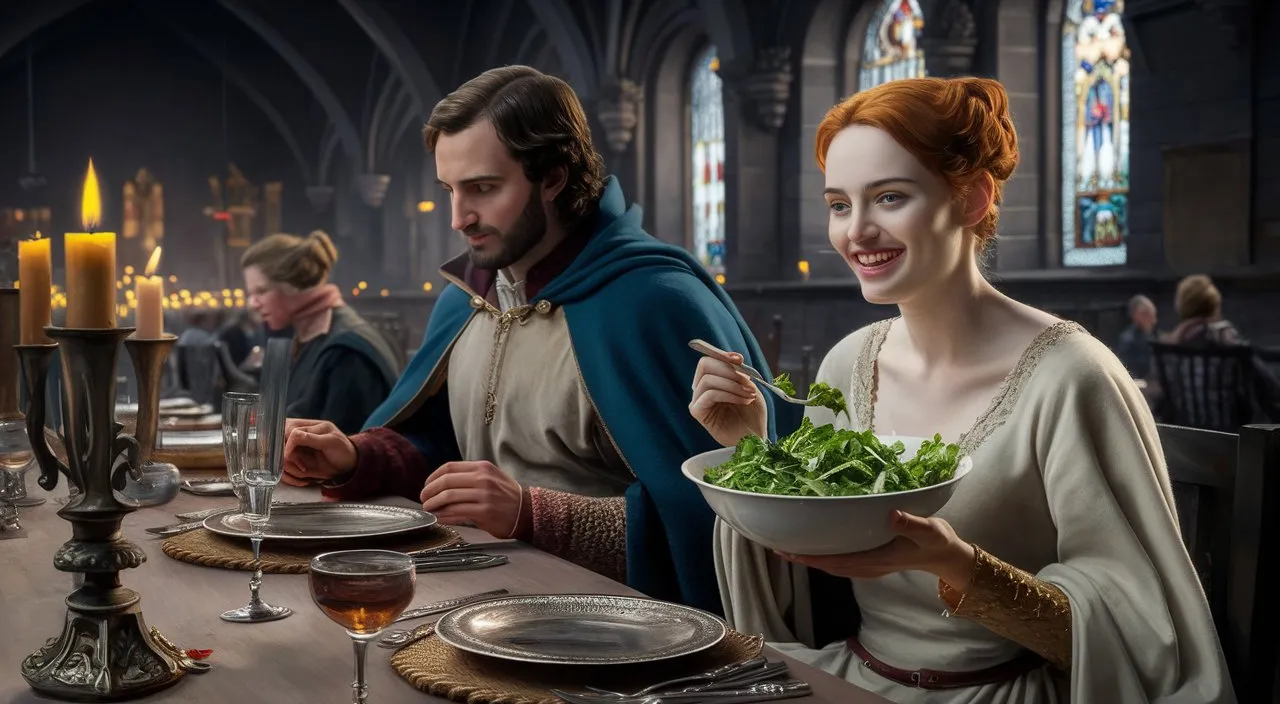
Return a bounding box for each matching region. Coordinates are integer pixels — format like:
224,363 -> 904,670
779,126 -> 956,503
145,520 -> 205,537
391,588 -> 509,624
414,554 -> 509,573
173,506 -> 233,521
174,501 -> 301,521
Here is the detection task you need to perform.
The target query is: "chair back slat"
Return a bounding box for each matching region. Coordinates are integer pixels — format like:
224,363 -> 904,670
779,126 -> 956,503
1159,424 -> 1235,617
1150,342 -> 1255,431
1159,422 -> 1280,701
1225,425 -> 1280,702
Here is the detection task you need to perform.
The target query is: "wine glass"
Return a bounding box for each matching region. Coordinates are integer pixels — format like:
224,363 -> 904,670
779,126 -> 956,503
0,418 -> 44,507
221,392 -> 256,514
219,392 -> 292,623
310,550 -> 417,704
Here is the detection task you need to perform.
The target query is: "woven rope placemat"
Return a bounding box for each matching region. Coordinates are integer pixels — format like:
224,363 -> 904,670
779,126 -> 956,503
390,629 -> 764,704
161,525 -> 461,574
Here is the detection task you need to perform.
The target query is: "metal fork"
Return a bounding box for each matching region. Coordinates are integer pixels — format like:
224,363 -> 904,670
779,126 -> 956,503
584,657 -> 770,698
581,665 -> 788,701
688,340 -> 813,406
552,680 -> 811,704
584,662 -> 790,700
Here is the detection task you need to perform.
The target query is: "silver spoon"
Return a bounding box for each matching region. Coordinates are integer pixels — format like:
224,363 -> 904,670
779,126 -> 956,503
688,339 -> 813,405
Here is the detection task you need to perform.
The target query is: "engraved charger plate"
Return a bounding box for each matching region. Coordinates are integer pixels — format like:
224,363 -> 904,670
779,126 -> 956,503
203,502 -> 439,541
433,594 -> 727,665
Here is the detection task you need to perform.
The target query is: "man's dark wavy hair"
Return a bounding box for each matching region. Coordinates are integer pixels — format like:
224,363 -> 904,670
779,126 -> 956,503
424,65 -> 607,233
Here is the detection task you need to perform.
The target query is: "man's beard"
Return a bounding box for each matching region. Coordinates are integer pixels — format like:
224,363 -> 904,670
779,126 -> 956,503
465,190 -> 547,271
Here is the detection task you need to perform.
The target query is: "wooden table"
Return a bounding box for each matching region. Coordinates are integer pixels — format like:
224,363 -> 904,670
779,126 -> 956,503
0,485 -> 887,703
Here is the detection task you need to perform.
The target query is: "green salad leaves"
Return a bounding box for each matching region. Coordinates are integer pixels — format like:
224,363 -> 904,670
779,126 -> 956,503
703,375 -> 962,497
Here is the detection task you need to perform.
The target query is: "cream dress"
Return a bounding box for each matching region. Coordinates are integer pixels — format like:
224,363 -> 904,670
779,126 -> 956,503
714,319 -> 1234,703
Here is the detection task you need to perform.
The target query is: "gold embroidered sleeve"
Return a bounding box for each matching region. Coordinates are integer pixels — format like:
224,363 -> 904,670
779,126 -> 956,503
528,488 -> 627,583
938,545 -> 1073,671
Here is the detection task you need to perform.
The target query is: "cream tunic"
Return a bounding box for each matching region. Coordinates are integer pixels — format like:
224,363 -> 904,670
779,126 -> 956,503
715,320 -> 1234,703
446,296 -> 632,498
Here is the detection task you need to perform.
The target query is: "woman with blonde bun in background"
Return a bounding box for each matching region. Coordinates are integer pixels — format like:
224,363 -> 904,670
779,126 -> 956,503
241,230 -> 401,435
689,77 -> 1232,703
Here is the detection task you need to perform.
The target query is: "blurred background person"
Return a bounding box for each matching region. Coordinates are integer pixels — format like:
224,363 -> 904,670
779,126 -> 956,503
241,230 -> 401,433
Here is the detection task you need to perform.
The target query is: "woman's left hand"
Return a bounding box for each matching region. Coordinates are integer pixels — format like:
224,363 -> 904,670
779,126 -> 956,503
778,510 -> 976,590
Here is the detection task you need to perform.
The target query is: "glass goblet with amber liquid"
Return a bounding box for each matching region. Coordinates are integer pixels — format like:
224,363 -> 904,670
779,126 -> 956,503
310,550 -> 417,704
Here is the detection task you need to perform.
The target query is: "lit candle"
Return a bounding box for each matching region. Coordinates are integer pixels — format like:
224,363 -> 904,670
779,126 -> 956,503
65,159 -> 118,329
135,247 -> 164,338
17,233 -> 52,344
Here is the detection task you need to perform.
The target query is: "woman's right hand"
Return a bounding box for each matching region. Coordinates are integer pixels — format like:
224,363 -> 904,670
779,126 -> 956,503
689,352 -> 768,447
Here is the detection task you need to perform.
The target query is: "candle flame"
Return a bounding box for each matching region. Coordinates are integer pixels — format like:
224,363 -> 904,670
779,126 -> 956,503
33,230 -> 43,240
81,159 -> 102,231
144,247 -> 163,277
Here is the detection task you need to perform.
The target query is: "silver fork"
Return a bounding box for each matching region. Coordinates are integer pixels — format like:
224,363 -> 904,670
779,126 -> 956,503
583,662 -> 791,700
584,657 -> 769,698
688,340 -> 813,406
552,680 -> 811,704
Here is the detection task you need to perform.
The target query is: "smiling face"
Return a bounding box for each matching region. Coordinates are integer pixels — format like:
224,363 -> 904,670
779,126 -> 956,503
434,120 -> 549,271
823,125 -> 976,305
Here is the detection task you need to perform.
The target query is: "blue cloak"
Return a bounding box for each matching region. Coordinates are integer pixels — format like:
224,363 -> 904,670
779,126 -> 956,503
363,177 -> 799,613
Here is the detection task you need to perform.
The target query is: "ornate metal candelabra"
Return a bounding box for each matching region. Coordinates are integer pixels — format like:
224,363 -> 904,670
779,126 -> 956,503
16,326 -> 202,700
121,334 -> 182,506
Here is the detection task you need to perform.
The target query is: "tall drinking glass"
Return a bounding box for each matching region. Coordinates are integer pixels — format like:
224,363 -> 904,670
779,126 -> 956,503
220,392 -> 292,623
221,392 -> 256,514
310,550 -> 416,704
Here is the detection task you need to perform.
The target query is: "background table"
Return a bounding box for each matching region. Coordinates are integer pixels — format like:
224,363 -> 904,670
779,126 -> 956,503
0,484 -> 888,703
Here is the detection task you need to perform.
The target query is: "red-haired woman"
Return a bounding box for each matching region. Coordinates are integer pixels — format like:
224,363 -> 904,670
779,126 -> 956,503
690,77 -> 1231,702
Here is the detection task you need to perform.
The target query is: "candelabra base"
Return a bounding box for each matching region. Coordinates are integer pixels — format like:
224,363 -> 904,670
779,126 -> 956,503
20,588 -> 195,701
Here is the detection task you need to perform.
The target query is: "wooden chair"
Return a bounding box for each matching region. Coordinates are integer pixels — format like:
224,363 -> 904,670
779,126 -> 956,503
1159,423 -> 1280,701
361,312 -> 410,370
172,344 -> 221,407
1150,342 -> 1256,431
172,342 -> 257,409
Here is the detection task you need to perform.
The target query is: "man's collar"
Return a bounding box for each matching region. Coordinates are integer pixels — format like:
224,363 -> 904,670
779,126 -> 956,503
439,224 -> 592,304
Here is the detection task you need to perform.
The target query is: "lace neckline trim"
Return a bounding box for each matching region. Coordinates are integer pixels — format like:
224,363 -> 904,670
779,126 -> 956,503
851,317 -> 1084,456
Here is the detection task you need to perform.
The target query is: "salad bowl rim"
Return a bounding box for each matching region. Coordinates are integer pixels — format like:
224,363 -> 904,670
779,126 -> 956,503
681,442 -> 973,501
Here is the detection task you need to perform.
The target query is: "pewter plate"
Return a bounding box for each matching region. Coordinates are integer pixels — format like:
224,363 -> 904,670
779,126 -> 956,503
203,502 -> 438,541
158,429 -> 223,449
433,594 -> 727,665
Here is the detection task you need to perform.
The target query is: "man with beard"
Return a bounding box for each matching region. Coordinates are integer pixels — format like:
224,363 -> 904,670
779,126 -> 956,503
280,65 -> 789,614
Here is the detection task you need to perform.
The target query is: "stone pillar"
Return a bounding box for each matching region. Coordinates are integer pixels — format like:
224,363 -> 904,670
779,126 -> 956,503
921,0 -> 978,77
1195,0 -> 1254,48
721,49 -> 794,283
596,78 -> 644,201
597,79 -> 642,153
738,47 -> 794,133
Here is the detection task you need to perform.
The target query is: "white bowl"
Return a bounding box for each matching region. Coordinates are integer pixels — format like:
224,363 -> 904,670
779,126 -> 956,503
682,436 -> 972,556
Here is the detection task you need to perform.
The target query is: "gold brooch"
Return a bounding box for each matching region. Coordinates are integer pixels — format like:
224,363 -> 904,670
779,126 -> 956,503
535,300 -> 553,315
470,296 -> 486,310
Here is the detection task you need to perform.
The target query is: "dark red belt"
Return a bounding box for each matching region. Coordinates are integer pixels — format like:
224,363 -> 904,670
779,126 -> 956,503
846,637 -> 1044,689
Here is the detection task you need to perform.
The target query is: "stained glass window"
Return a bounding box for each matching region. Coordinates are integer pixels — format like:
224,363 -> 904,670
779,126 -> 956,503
689,44 -> 725,276
860,0 -> 926,90
1062,0 -> 1130,267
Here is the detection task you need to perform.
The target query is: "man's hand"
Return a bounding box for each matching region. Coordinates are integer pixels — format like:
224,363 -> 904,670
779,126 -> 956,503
281,418 -> 357,487
419,461 -> 524,538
